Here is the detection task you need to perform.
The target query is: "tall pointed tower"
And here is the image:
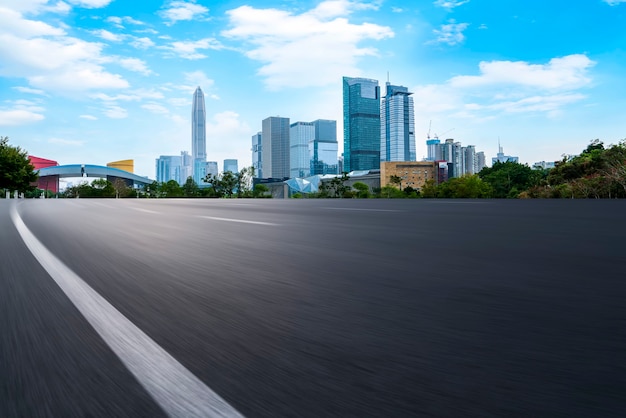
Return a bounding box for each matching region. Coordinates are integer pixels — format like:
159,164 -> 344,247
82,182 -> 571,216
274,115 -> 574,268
191,86 -> 207,183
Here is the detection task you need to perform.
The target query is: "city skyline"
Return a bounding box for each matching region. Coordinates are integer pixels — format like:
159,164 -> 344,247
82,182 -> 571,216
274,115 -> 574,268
1,1 -> 625,179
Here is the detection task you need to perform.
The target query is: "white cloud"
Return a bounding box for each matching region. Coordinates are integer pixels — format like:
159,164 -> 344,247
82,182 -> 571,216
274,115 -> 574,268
66,0 -> 113,8
80,114 -> 98,120
486,93 -> 587,115
136,28 -> 159,35
106,16 -> 145,28
391,7 -> 404,13
413,54 -> 594,120
49,137 -> 85,146
130,36 -> 155,49
90,29 -> 124,42
91,89 -> 163,102
118,57 -> 153,76
433,0 -> 470,10
0,10 -> 130,93
603,0 -> 626,5
309,0 -> 380,19
206,111 -> 252,156
0,109 -> 45,125
141,102 -> 170,114
222,2 -> 394,89
0,0 -> 51,13
168,97 -> 190,107
478,23 -> 487,30
159,1 -> 209,25
28,64 -> 128,91
160,38 -> 224,60
13,86 -> 47,95
103,104 -> 127,119
44,2 -> 72,14
449,54 -> 595,90
183,71 -> 215,92
430,20 -> 469,45
0,7 -> 65,37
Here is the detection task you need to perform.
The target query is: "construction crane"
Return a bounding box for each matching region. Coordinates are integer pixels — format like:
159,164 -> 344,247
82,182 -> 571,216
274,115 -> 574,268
427,120 -> 432,140
433,128 -> 455,140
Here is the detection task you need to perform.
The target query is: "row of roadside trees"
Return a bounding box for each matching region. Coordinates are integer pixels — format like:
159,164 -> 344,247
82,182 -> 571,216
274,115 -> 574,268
61,166 -> 271,198
299,139 -> 626,199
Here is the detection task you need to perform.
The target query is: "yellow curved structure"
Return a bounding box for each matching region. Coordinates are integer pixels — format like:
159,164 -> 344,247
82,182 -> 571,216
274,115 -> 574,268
107,159 -> 134,173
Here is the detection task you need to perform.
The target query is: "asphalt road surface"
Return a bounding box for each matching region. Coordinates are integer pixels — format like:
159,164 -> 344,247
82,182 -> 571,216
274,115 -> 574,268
1,198 -> 625,417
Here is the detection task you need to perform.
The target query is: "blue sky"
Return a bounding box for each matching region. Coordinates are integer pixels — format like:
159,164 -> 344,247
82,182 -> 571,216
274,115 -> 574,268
1,0 -> 625,179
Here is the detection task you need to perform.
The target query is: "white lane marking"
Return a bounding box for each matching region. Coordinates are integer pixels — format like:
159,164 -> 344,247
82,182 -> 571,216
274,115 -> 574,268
323,207 -> 401,212
90,201 -> 115,209
130,207 -> 160,214
199,216 -> 278,226
10,205 -> 243,418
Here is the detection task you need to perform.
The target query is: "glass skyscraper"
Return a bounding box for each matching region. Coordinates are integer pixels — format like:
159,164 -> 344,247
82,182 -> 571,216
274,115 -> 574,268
342,76 -> 381,172
192,86 -> 206,183
223,159 -> 238,173
310,119 -> 338,175
261,116 -> 290,178
381,82 -> 415,162
290,121 -> 315,178
251,132 -> 262,178
156,155 -> 182,184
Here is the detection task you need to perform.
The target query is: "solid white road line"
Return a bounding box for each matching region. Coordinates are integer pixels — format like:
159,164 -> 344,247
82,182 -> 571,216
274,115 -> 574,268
130,207 -> 160,214
10,205 -> 243,418
89,201 -> 115,209
199,216 -> 279,226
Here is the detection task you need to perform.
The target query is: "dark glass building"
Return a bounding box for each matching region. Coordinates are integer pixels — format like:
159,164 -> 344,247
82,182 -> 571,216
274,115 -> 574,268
342,77 -> 381,172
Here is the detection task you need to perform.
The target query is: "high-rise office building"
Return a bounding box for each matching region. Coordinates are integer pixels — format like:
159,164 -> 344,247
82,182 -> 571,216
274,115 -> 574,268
343,77 -> 381,172
156,155 -> 182,184
426,139 -> 442,161
180,151 -> 193,183
442,138 -> 463,178
463,145 -> 476,176
224,159 -> 238,174
290,121 -> 315,178
381,83 -> 415,162
262,116 -> 290,178
310,119 -> 338,175
475,151 -> 487,173
251,132 -> 262,178
207,161 -> 218,177
192,86 -> 207,183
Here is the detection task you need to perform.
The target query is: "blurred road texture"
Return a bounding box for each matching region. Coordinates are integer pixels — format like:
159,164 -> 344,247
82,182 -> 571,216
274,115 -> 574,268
1,199 -> 625,417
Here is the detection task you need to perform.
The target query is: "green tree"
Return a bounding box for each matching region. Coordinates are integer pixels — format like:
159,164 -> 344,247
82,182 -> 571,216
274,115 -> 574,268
160,180 -> 183,197
90,179 -> 115,197
389,175 -> 402,190
182,177 -> 200,197
0,136 -> 38,195
236,167 -> 255,197
252,183 -> 270,198
421,179 -> 438,198
539,139 -> 626,198
478,161 -> 540,198
204,171 -> 239,198
379,185 -> 404,198
352,182 -> 370,198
